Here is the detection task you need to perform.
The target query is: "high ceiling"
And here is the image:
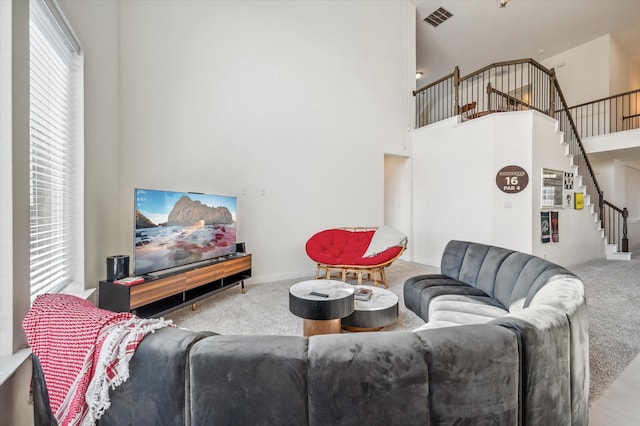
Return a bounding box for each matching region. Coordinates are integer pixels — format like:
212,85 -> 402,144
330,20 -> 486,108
416,0 -> 640,87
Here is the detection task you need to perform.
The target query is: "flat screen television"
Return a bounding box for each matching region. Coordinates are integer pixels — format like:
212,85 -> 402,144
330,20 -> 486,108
133,188 -> 237,276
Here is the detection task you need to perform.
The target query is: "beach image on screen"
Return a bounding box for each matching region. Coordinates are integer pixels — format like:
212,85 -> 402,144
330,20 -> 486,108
134,189 -> 237,275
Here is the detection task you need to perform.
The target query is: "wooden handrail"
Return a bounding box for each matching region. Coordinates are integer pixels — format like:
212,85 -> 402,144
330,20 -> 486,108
459,58 -> 553,81
487,85 -> 542,112
553,79 -> 602,198
603,200 -> 624,214
413,67 -> 456,96
568,87 -> 640,110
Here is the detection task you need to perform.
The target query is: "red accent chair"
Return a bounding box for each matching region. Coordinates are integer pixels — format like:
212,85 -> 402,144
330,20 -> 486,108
305,227 -> 406,288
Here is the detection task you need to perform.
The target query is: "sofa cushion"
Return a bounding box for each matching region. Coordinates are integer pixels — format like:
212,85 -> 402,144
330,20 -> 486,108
307,331 -> 429,426
428,294 -> 509,325
475,246 -> 514,297
403,274 -> 459,316
419,283 -> 490,321
188,335 -> 308,426
413,320 -> 461,331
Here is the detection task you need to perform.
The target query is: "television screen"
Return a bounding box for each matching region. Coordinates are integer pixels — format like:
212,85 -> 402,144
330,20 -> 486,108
133,188 -> 237,276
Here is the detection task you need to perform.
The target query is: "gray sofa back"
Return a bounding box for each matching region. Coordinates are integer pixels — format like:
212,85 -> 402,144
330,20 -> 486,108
441,239 -> 578,311
101,327 -> 521,425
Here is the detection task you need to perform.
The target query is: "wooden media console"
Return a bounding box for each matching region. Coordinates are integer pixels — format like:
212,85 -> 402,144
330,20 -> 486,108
98,253 -> 252,318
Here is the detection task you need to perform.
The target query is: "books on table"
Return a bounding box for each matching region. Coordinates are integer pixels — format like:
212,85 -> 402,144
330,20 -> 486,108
354,287 -> 373,301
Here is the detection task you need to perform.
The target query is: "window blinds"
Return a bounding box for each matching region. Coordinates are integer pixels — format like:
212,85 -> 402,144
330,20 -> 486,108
29,0 -> 81,297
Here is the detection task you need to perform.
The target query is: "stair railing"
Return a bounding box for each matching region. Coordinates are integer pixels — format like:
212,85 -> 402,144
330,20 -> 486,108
551,76 -> 605,233
413,58 -> 629,252
458,59 -> 555,119
566,88 -> 640,138
413,66 -> 458,128
603,201 -> 629,252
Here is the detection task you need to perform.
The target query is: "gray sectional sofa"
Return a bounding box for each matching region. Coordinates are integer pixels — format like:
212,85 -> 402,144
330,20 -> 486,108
404,240 -> 589,425
34,240 -> 588,426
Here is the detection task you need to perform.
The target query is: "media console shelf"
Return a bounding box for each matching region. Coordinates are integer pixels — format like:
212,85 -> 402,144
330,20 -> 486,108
98,253 -> 252,318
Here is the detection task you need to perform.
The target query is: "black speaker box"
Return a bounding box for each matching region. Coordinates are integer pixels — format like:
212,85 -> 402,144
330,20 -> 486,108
236,242 -> 246,253
107,255 -> 129,281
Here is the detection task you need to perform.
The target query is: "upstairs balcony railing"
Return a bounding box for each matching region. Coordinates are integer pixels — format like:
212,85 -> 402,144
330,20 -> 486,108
413,59 -> 629,253
413,59 -> 555,127
566,88 -> 640,138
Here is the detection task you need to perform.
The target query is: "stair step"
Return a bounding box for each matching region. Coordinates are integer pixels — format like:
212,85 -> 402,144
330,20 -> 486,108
606,251 -> 632,261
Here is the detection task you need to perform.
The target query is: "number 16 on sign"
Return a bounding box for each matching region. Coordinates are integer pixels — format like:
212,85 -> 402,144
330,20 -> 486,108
496,165 -> 529,194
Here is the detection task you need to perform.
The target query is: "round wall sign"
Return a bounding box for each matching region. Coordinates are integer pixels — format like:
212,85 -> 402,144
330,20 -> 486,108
496,165 -> 529,194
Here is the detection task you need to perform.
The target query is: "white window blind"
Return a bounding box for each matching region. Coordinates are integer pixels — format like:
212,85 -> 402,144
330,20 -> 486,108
29,0 -> 82,297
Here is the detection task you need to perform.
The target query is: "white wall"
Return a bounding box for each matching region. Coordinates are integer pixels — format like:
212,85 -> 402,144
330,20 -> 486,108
542,35 -> 610,106
118,0 -> 412,283
412,115 -> 501,267
589,157 -> 640,251
585,129 -> 640,208
625,165 -> 640,250
412,111 -> 603,268
610,35 -> 640,95
626,165 -> 640,220
58,0 -> 121,295
490,113 -> 534,254
0,1 -> 33,423
590,158 -> 616,203
542,33 -> 640,105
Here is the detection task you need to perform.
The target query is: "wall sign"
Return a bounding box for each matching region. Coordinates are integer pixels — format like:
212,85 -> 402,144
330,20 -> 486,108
496,165 -> 529,194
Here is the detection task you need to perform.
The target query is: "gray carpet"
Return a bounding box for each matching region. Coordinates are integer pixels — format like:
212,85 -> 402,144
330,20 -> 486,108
570,252 -> 640,402
166,256 -> 640,403
166,260 -> 437,336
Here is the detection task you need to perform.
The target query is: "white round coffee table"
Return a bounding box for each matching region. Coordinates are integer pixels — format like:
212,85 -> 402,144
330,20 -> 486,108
341,286 -> 399,331
289,280 -> 355,336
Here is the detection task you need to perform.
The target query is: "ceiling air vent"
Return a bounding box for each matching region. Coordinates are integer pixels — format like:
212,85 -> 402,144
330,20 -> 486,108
424,7 -> 453,27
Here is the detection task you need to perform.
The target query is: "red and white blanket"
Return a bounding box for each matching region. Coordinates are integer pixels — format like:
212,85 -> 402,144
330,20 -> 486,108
23,294 -> 172,426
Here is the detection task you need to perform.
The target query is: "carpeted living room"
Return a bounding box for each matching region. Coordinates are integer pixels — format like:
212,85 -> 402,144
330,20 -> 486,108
2,1 -> 640,425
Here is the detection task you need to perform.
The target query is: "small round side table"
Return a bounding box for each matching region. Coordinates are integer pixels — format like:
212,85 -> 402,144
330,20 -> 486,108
289,280 -> 354,336
341,286 -> 399,332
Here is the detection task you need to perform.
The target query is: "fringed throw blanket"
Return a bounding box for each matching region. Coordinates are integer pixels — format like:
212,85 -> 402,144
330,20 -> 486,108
23,294 -> 172,426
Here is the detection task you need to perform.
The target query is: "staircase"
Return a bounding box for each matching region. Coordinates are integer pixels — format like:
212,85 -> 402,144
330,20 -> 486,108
606,244 -> 632,260
413,58 -> 632,260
